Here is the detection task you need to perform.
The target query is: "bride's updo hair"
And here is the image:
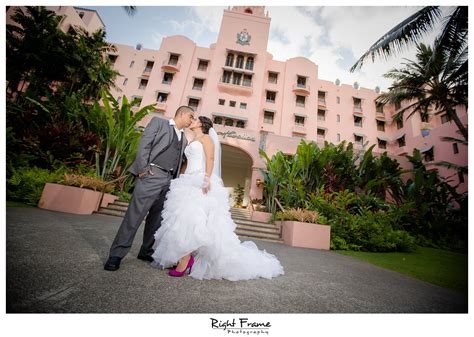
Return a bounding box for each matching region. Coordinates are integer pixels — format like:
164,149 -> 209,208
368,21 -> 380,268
198,116 -> 213,134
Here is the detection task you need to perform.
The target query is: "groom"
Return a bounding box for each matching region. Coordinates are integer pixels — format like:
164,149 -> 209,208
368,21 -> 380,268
104,105 -> 195,271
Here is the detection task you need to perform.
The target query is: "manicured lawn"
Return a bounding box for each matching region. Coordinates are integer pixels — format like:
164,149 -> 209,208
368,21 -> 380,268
336,246 -> 468,293
6,200 -> 34,208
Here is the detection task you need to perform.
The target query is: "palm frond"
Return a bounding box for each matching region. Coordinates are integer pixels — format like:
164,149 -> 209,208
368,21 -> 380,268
350,6 -> 441,72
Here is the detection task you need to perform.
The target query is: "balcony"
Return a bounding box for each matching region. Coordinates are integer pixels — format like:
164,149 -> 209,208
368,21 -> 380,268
218,79 -> 253,96
161,59 -> 181,72
353,105 -> 363,113
292,125 -> 307,134
142,68 -> 153,77
292,83 -> 310,96
155,101 -> 167,112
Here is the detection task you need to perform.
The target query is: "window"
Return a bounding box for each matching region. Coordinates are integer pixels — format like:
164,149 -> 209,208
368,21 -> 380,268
78,11 -> 85,19
157,92 -> 168,102
138,78 -> 148,90
236,120 -> 245,128
236,55 -> 244,68
336,96 -> 340,104
222,70 -> 232,83
421,113 -> 429,122
232,73 -> 242,85
318,91 -> 326,104
193,78 -> 204,90
378,139 -> 387,149
229,101 -> 236,107
162,72 -> 174,84
337,133 -> 341,142
225,53 -> 234,67
376,103 -> 384,113
397,119 -> 404,129
297,75 -> 306,88
108,54 -> 118,65
198,59 -> 209,71
123,78 -> 128,86
266,91 -> 276,103
377,120 -> 385,132
242,74 -> 252,87
353,97 -> 362,111
117,97 -> 122,104
317,128 -> 326,138
423,148 -> 434,162
188,98 -> 199,110
240,103 -> 247,109
131,96 -> 142,108
295,116 -> 305,126
129,60 -> 135,68
245,57 -> 254,70
354,116 -> 363,127
459,171 -> 465,183
264,111 -> 274,124
354,135 -> 363,145
268,72 -> 278,84
213,117 -> 223,125
296,95 -> 306,107
225,119 -> 234,127
441,114 -> 451,124
218,99 -> 225,106
398,135 -> 406,147
337,114 -> 340,123
169,54 -> 179,66
453,143 -> 459,154
144,61 -> 154,72
317,109 -> 326,121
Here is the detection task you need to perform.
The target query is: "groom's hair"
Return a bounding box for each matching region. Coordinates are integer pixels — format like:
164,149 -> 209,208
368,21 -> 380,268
175,105 -> 194,117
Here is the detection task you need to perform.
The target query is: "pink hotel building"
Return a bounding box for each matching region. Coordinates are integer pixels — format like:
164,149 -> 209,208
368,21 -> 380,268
8,6 -> 468,205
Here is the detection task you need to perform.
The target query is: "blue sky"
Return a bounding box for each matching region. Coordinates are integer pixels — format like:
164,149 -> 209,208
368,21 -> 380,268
87,6 -> 450,91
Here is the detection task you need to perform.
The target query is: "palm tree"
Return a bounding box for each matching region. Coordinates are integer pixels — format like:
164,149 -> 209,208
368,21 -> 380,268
350,6 -> 467,72
122,6 -> 137,16
376,43 -> 467,141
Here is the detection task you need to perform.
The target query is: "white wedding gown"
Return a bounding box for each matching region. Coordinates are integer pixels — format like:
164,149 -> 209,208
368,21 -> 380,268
151,140 -> 284,281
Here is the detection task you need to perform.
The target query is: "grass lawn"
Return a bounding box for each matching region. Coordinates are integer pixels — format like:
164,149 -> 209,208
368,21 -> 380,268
336,246 -> 468,293
6,200 -> 34,208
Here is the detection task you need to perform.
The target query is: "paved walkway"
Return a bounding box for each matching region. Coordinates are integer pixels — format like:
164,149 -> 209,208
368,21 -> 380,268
6,207 -> 467,313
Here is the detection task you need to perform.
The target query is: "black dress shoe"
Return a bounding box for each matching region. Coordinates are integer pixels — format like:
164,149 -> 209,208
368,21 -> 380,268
104,256 -> 122,271
137,254 -> 154,262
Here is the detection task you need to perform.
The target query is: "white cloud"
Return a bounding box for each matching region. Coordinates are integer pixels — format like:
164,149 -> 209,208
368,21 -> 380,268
265,6 -> 448,91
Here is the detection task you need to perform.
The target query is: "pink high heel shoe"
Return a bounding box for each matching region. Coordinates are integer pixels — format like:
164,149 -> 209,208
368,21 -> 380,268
169,255 -> 194,277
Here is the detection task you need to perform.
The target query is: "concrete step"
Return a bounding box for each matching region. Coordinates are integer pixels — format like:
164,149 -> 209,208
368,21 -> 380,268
237,235 -> 284,244
234,228 -> 282,241
96,208 -> 125,217
107,204 -> 128,212
235,223 -> 280,234
233,219 -> 278,230
114,201 -> 130,207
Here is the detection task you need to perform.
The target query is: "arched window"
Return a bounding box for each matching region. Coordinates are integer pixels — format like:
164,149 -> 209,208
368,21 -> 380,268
226,53 -> 234,67
236,55 -> 244,68
244,8 -> 253,14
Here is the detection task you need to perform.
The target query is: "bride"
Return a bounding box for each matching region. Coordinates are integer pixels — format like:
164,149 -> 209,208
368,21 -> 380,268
151,116 -> 284,281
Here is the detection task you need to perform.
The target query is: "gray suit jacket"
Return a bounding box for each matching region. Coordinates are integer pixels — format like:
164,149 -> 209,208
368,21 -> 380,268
128,117 -> 188,177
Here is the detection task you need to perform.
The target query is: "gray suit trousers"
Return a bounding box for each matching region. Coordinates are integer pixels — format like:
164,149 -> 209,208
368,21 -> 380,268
109,167 -> 171,258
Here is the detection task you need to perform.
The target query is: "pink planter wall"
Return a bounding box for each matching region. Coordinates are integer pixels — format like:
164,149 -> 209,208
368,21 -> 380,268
251,210 -> 272,223
278,220 -> 331,250
38,183 -> 118,215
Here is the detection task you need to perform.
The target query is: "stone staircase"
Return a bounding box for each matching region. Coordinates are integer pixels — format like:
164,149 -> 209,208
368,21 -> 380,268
95,200 -> 283,243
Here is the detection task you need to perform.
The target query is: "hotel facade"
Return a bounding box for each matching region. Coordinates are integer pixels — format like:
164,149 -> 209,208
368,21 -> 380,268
7,6 -> 468,205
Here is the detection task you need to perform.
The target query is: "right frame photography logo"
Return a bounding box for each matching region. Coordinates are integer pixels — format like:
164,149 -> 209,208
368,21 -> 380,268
210,317 -> 272,335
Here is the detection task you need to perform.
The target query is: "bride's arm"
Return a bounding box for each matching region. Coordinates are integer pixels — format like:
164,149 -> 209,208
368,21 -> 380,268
201,135 -> 215,193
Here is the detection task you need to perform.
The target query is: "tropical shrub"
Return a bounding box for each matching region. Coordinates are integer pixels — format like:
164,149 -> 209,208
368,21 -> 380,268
7,166 -> 67,205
